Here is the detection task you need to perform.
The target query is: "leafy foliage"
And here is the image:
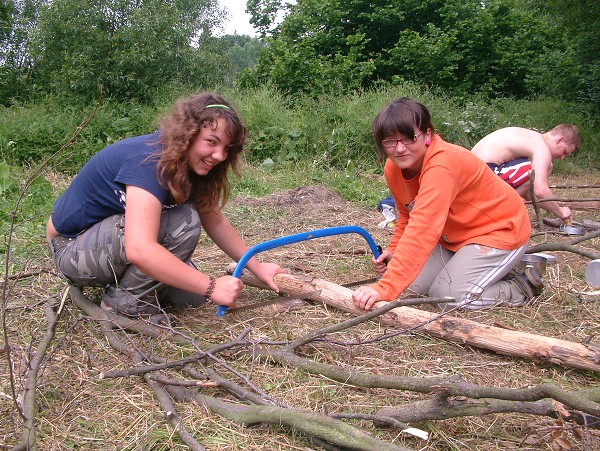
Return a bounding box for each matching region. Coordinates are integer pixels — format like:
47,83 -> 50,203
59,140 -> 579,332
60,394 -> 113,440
27,0 -> 226,101
244,0 -> 578,104
247,0 -> 284,37
0,84 -> 596,176
0,0 -> 253,103
516,0 -> 600,112
0,97 -> 160,171
209,34 -> 263,84
0,0 -> 41,103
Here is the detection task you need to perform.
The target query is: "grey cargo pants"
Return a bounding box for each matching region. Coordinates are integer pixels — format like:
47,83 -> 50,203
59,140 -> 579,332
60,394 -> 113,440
48,204 -> 204,316
405,243 -> 529,309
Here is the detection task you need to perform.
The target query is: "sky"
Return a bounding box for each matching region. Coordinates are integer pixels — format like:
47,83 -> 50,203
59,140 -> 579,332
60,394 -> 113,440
218,0 -> 257,36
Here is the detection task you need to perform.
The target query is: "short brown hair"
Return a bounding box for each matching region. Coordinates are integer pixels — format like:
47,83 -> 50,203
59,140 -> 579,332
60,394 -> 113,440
372,97 -> 434,160
550,124 -> 580,149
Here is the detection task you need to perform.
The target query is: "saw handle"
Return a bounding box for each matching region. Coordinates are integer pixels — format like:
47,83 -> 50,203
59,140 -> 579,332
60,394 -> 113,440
216,225 -> 381,316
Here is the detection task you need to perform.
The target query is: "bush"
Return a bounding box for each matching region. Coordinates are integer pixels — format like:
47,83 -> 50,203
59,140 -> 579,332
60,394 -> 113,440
1,83 -> 598,177
0,96 -> 162,173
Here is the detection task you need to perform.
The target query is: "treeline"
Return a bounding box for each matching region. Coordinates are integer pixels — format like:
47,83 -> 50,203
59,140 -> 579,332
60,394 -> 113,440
0,0 -> 261,103
0,0 -> 598,173
243,0 -> 598,111
1,0 -> 598,112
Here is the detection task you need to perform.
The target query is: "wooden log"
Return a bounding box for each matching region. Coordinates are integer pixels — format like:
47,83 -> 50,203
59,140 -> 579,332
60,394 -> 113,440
560,201 -> 600,211
582,219 -> 600,230
233,267 -> 600,372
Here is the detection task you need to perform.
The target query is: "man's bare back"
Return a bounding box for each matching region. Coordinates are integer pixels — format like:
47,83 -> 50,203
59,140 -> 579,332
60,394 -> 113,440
471,127 -> 549,165
471,125 -> 579,223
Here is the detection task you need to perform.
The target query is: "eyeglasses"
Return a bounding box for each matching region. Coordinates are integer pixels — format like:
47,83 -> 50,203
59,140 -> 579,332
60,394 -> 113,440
382,131 -> 423,149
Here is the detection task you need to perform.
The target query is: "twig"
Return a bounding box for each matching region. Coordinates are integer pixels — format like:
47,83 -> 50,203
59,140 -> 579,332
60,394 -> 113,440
570,229 -> 600,245
377,396 -> 600,428
164,384 -> 414,451
203,367 -> 279,406
100,353 -> 210,379
144,374 -> 206,451
549,184 -> 600,189
525,197 -> 600,204
529,170 -> 544,232
328,412 -> 427,439
286,297 -> 453,351
147,374 -> 218,388
2,270 -> 54,281
14,293 -> 66,450
526,242 -> 600,260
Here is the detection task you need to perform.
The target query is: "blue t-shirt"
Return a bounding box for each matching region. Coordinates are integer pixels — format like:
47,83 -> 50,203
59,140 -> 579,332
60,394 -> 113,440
52,132 -> 176,237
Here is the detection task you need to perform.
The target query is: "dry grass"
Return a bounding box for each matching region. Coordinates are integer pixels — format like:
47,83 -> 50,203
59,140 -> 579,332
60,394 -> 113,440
2,178 -> 600,450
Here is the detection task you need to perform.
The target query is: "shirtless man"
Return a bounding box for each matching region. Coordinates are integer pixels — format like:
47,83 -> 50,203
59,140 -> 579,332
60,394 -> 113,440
471,125 -> 579,223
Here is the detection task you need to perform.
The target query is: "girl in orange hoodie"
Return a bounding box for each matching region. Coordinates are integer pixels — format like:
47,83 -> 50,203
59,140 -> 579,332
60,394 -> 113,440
352,98 -> 540,311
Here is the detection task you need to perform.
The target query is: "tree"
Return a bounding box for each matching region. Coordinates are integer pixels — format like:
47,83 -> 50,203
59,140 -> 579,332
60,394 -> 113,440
386,1 -> 573,98
247,0 -> 284,38
244,0 -> 577,101
0,0 -> 43,104
210,34 -> 264,84
27,0 -> 225,101
516,0 -> 600,112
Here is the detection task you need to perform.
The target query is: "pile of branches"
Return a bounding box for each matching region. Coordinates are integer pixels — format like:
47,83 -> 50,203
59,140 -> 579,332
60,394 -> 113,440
5,280 -> 599,450
3,131 -> 600,449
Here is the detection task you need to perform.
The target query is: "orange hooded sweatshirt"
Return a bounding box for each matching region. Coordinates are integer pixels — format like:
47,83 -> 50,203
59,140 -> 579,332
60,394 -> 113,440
372,134 -> 531,301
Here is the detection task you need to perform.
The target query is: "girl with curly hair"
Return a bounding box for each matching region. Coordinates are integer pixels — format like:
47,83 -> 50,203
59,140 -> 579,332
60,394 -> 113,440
46,92 -> 285,319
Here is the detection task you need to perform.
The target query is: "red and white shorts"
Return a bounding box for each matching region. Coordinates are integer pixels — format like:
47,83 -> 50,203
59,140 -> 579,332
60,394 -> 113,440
486,158 -> 531,188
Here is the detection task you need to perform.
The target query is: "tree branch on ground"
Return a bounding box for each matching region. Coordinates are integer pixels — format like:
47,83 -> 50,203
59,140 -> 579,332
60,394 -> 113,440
54,281 -> 600,449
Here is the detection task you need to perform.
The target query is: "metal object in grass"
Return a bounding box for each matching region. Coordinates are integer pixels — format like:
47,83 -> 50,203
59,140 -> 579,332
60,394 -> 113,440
560,224 -> 585,235
216,225 -> 382,316
585,259 -> 600,287
532,252 -> 557,266
516,254 -> 547,276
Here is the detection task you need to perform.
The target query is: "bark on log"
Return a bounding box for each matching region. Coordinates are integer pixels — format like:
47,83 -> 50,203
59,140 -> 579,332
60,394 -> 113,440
234,269 -> 600,372
560,201 -> 600,211
582,219 -> 600,230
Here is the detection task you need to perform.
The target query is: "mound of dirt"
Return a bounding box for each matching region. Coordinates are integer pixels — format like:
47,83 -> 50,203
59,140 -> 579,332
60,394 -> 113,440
234,185 -> 349,212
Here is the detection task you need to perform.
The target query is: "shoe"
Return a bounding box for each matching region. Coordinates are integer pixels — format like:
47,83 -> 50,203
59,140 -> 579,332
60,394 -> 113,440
509,266 -> 544,301
160,286 -> 208,309
101,288 -> 162,317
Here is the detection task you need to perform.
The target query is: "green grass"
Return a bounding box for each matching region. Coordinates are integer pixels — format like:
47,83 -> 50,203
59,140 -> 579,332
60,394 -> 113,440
2,83 -> 597,172
232,159 -> 388,208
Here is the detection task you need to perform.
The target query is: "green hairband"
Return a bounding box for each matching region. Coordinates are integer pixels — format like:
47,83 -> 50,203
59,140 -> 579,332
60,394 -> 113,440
205,104 -> 231,110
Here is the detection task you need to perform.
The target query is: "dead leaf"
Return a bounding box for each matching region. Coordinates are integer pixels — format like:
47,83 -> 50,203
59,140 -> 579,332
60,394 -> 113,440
550,435 -> 573,451
551,400 -> 571,419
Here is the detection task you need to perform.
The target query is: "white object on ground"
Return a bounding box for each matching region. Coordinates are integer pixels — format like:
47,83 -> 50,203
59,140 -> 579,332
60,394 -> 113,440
585,259 -> 600,287
377,204 -> 397,229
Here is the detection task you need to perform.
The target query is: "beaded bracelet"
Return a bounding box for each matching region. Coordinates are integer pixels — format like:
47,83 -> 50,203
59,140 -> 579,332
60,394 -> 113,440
205,276 -> 217,299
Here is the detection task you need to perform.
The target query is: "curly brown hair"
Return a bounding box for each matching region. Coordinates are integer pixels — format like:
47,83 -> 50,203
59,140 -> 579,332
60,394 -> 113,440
155,92 -> 247,212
